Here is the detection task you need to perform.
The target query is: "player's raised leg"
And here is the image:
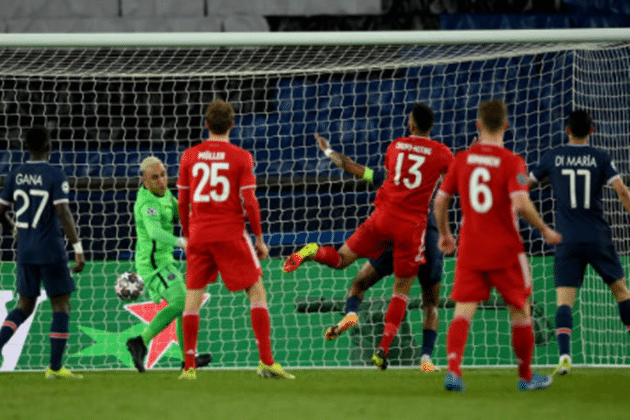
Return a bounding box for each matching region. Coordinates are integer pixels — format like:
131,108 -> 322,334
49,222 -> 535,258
283,243 -> 357,274
0,297 -> 33,356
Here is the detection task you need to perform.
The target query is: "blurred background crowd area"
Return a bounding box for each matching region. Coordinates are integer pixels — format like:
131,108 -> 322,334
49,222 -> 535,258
0,0 -> 628,33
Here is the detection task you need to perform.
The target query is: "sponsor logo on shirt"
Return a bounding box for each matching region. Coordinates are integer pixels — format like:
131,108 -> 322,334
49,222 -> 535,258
466,154 -> 501,167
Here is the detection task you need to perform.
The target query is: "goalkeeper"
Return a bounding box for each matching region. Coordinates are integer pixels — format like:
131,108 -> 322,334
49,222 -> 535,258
125,157 -> 211,372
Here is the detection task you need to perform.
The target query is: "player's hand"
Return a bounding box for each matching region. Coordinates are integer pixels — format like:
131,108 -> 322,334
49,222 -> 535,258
254,236 -> 269,260
542,227 -> 562,246
438,233 -> 457,255
315,134 -> 330,153
176,237 -> 188,249
72,253 -> 85,273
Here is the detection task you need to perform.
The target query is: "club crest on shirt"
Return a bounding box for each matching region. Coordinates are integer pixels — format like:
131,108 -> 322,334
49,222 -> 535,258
517,173 -> 527,185
146,207 -> 158,216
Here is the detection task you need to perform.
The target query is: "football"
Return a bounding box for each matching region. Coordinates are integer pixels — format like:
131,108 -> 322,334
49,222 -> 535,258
114,272 -> 144,301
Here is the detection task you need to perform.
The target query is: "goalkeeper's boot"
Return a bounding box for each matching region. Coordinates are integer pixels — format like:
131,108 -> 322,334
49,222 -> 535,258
444,372 -> 465,392
324,313 -> 358,340
256,361 -> 295,379
45,366 -> 83,379
518,372 -> 553,391
371,347 -> 388,371
178,368 -> 196,380
420,355 -> 440,372
126,335 -> 147,373
283,243 -> 319,273
180,353 -> 213,370
553,354 -> 571,376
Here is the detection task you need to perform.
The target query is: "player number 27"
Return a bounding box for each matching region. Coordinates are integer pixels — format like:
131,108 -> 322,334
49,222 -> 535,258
192,162 -> 230,203
13,188 -> 49,229
394,152 -> 426,189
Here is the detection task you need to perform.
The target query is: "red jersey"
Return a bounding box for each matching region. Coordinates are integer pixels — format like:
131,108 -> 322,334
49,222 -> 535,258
374,135 -> 453,224
177,139 -> 257,244
438,143 -> 529,270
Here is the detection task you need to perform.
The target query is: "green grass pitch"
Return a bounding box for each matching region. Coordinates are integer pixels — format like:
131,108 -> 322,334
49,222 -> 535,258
1,368 -> 629,420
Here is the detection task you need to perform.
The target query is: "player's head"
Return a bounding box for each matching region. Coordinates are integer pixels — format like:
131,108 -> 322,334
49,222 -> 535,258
477,99 -> 508,134
140,156 -> 168,197
567,110 -> 594,140
205,99 -> 234,136
409,102 -> 434,135
24,127 -> 51,158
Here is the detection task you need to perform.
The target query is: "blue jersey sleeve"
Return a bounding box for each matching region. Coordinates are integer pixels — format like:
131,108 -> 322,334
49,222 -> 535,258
601,152 -> 620,184
51,170 -> 70,206
530,150 -> 553,182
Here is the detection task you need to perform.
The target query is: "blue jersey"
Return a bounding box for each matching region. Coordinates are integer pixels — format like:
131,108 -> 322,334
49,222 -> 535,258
0,161 -> 70,264
373,167 -> 437,228
530,144 -> 619,245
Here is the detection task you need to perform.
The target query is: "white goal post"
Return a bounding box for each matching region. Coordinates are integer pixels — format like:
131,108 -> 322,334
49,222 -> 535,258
0,28 -> 629,371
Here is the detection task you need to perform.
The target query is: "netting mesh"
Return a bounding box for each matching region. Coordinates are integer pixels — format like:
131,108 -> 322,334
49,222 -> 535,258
0,38 -> 629,370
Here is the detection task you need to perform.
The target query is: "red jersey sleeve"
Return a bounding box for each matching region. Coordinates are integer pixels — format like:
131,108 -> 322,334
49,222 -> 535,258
507,155 -> 529,198
438,153 -> 460,197
176,150 -> 191,237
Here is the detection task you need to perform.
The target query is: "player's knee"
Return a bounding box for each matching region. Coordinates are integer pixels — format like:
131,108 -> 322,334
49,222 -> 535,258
17,296 -> 36,317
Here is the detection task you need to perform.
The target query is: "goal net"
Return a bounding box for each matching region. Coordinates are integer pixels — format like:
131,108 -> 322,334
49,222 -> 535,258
0,30 -> 629,371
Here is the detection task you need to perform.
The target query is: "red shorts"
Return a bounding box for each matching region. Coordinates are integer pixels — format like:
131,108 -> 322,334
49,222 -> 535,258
450,252 -> 532,309
345,209 -> 426,279
186,231 -> 263,292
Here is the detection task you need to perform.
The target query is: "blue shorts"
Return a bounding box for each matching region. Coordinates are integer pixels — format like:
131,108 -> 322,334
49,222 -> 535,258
368,225 -> 443,289
16,263 -> 76,298
554,243 -> 625,288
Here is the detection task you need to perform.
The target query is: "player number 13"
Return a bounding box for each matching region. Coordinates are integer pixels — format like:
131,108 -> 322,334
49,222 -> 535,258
192,162 -> 230,203
394,152 -> 426,189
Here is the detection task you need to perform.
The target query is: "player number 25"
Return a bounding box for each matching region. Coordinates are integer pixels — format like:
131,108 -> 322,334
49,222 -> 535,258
469,167 -> 493,213
192,162 -> 230,203
394,152 -> 426,189
13,188 -> 50,229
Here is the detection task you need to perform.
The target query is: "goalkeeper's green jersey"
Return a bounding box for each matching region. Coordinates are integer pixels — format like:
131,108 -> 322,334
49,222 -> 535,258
134,186 -> 180,277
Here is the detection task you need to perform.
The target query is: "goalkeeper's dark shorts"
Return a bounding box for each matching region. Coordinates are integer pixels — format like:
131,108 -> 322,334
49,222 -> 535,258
369,224 -> 442,289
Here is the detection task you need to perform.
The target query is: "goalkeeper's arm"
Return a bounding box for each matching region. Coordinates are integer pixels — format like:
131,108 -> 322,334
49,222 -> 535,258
315,134 -> 385,185
141,210 -> 187,248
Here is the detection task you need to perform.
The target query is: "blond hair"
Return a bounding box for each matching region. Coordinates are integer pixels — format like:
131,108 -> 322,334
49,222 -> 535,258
139,156 -> 164,174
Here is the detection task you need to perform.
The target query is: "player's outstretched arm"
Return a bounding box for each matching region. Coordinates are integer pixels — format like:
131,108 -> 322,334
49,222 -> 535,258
511,192 -> 562,246
55,203 -> 85,273
433,191 -> 456,254
315,134 -> 370,180
610,177 -> 630,214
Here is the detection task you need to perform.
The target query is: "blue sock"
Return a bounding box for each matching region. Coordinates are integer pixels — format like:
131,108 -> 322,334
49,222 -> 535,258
618,299 -> 630,333
49,312 -> 69,371
421,328 -> 437,357
555,305 -> 573,356
344,296 -> 362,315
0,309 -> 27,351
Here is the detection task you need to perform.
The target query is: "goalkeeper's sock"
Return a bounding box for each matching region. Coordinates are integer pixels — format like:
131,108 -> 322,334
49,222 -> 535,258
512,318 -> 534,382
446,315 -> 470,377
555,305 -> 573,356
0,309 -> 27,350
618,298 -> 630,333
49,312 -> 70,371
140,301 -> 182,345
182,310 -> 200,370
344,296 -> 362,315
421,328 -> 438,357
377,293 -> 409,354
313,246 -> 342,268
251,302 -> 274,366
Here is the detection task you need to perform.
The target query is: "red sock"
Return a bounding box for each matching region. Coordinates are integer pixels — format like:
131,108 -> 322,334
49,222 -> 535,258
251,302 -> 274,366
512,318 -> 534,382
182,310 -> 199,370
377,293 -> 409,354
446,315 -> 470,377
313,246 -> 342,268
